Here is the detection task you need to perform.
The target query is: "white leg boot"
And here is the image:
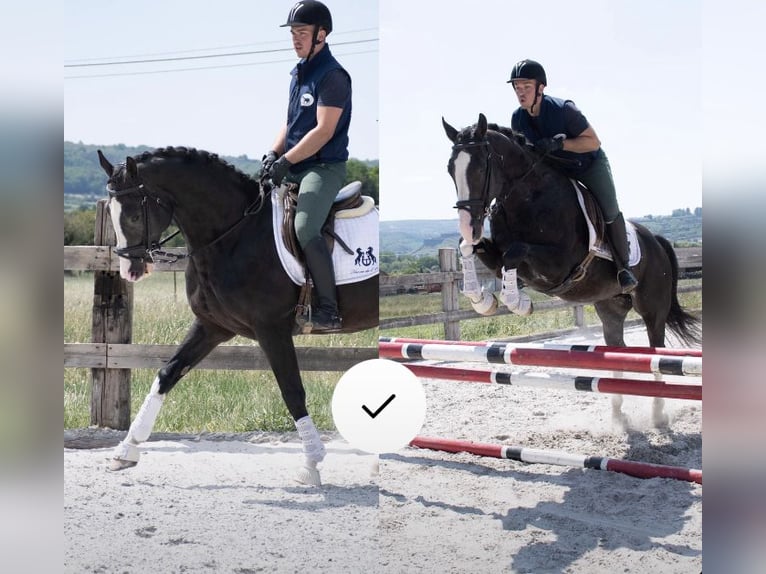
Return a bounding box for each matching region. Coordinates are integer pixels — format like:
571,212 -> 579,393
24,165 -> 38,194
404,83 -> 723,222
499,267 -> 532,316
109,377 -> 165,471
295,415 -> 325,486
460,252 -> 498,316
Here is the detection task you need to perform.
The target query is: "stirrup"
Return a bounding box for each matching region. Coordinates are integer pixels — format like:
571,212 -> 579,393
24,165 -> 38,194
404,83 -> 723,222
308,308 -> 342,332
617,269 -> 638,294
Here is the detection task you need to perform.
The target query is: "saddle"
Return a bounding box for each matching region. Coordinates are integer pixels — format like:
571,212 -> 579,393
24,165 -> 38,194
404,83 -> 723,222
571,180 -> 607,247
280,181 -> 374,262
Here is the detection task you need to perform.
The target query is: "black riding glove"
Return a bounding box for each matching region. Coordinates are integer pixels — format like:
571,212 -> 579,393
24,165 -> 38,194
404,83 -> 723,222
261,150 -> 278,174
268,155 -> 292,187
534,136 -> 565,154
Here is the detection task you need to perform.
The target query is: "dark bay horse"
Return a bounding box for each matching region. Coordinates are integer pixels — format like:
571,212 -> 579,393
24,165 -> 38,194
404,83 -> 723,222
98,147 -> 378,485
442,114 -> 701,426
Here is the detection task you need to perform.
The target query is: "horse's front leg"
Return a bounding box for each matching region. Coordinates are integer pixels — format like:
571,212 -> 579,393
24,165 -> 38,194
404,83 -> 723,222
499,242 -> 533,316
110,319 -> 233,470
255,323 -> 325,487
459,238 -> 499,316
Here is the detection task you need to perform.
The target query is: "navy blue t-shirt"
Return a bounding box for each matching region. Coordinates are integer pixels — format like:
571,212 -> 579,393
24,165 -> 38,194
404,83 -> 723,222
512,95 -> 599,176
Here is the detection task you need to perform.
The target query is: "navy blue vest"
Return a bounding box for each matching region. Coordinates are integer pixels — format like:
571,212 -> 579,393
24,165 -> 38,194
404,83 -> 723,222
286,45 -> 351,173
512,95 -> 598,177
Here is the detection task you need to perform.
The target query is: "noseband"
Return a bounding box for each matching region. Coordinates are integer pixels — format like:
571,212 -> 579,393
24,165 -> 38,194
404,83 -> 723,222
107,183 -> 183,264
452,138 -> 494,233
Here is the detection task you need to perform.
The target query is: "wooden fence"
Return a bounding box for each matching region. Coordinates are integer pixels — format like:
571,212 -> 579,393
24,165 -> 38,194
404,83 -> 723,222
380,247 -> 702,340
65,201 -> 701,428
64,200 -> 377,429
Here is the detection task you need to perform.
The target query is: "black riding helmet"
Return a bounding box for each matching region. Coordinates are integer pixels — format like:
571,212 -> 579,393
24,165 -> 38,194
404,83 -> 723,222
281,0 -> 333,34
507,59 -> 547,85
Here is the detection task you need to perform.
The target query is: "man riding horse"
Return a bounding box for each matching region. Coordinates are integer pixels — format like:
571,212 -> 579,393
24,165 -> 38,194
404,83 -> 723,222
508,59 -> 638,294
261,0 -> 352,332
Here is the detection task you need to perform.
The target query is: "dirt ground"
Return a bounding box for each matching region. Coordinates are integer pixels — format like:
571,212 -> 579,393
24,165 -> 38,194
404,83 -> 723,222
65,325 -> 701,573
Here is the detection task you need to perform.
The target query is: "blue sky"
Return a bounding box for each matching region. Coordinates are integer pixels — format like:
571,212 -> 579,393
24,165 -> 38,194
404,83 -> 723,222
379,0 -> 702,220
66,1 -> 761,222
64,1 -> 379,161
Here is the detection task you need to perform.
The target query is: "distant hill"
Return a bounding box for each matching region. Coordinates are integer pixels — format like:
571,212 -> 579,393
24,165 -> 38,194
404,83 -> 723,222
64,141 -> 379,211
381,212 -> 701,256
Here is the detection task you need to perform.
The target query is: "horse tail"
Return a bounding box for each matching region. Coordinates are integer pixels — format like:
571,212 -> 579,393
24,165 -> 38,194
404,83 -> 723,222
656,234 -> 702,346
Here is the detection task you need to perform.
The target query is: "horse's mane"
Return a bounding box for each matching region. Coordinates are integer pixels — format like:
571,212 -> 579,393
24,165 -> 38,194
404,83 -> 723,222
486,123 -> 529,147
134,146 -> 259,192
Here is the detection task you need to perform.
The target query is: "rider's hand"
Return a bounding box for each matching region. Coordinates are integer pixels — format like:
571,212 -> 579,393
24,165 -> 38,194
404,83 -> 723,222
260,150 -> 278,175
534,136 -> 565,154
268,155 -> 292,187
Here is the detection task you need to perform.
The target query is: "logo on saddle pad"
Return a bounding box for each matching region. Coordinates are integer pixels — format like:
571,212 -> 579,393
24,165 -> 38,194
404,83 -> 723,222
355,247 -> 377,267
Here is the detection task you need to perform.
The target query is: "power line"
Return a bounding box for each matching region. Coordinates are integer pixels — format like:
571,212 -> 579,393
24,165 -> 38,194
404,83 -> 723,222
64,49 -> 378,80
64,38 -> 377,68
64,27 -> 377,64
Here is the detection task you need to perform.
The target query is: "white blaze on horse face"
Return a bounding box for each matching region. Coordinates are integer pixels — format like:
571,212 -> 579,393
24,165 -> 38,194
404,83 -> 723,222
109,197 -> 153,281
454,151 -> 478,245
109,198 -> 134,279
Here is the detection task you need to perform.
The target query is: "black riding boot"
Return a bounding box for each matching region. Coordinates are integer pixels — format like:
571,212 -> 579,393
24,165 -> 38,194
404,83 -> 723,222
302,236 -> 342,332
606,213 -> 638,294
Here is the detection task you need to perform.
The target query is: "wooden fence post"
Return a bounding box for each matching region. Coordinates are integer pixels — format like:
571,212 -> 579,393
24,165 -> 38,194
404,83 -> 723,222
90,199 -> 133,429
439,248 -> 460,340
573,305 -> 585,328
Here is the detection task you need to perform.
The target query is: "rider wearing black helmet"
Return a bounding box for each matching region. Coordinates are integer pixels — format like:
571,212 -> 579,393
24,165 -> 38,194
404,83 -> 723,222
509,59 -> 638,294
261,1 -> 352,331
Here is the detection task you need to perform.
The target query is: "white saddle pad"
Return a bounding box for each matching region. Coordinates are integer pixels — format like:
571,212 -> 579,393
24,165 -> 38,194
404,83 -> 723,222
271,190 -> 379,286
572,180 -> 641,267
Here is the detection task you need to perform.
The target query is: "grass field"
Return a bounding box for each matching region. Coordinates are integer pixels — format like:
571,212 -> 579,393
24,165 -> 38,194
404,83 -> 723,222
64,272 -> 377,432
379,283 -> 702,342
65,272 -> 700,432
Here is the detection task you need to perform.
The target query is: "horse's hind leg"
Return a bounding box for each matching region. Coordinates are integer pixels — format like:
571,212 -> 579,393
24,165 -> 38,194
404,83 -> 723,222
255,324 -> 325,486
110,319 -> 233,470
636,309 -> 671,428
594,297 -> 633,429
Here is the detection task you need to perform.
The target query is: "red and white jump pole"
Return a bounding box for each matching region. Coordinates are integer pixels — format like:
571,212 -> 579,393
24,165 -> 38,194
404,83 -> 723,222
379,341 -> 702,377
405,363 -> 702,401
409,436 -> 702,484
379,336 -> 703,358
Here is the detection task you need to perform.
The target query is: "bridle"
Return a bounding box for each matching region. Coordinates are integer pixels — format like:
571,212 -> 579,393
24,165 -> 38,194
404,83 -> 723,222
451,138 -> 495,235
451,134 -> 544,233
107,176 -> 266,265
107,182 -> 183,264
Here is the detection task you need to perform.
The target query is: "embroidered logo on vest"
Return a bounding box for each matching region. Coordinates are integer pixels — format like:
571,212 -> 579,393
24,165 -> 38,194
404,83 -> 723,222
300,93 -> 315,107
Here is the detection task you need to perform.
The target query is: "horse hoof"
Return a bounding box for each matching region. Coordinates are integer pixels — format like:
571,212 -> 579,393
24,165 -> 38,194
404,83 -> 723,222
471,292 -> 498,316
295,465 -> 322,487
108,458 -> 138,472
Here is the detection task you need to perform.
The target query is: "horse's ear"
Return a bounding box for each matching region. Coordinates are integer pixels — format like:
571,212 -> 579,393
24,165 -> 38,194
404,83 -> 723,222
442,117 -> 458,143
476,113 -> 487,139
97,150 -> 113,177
126,156 -> 138,179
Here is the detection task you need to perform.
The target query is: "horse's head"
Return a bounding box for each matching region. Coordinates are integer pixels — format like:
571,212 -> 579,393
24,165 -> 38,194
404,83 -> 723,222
98,150 -> 174,282
443,113 -> 494,244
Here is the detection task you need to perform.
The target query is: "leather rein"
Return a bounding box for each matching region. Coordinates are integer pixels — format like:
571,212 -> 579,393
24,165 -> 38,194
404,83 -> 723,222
451,136 -> 540,231
107,180 -> 265,265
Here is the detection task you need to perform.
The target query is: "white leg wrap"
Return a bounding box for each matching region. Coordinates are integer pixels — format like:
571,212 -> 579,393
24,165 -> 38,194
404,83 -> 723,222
113,378 -> 165,462
499,267 -> 532,316
112,440 -> 141,463
459,242 -> 498,316
460,254 -> 482,299
295,415 -> 326,464
129,378 -> 165,443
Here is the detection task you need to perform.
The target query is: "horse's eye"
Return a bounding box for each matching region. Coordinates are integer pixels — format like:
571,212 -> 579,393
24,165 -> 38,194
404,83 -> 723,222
130,215 -> 141,223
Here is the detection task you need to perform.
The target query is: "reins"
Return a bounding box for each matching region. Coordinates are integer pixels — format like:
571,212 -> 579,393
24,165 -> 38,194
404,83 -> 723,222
452,133 -> 544,225
107,180 -> 266,264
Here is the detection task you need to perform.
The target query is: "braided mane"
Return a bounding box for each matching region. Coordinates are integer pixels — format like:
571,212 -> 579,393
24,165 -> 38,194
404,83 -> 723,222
134,146 -> 259,192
